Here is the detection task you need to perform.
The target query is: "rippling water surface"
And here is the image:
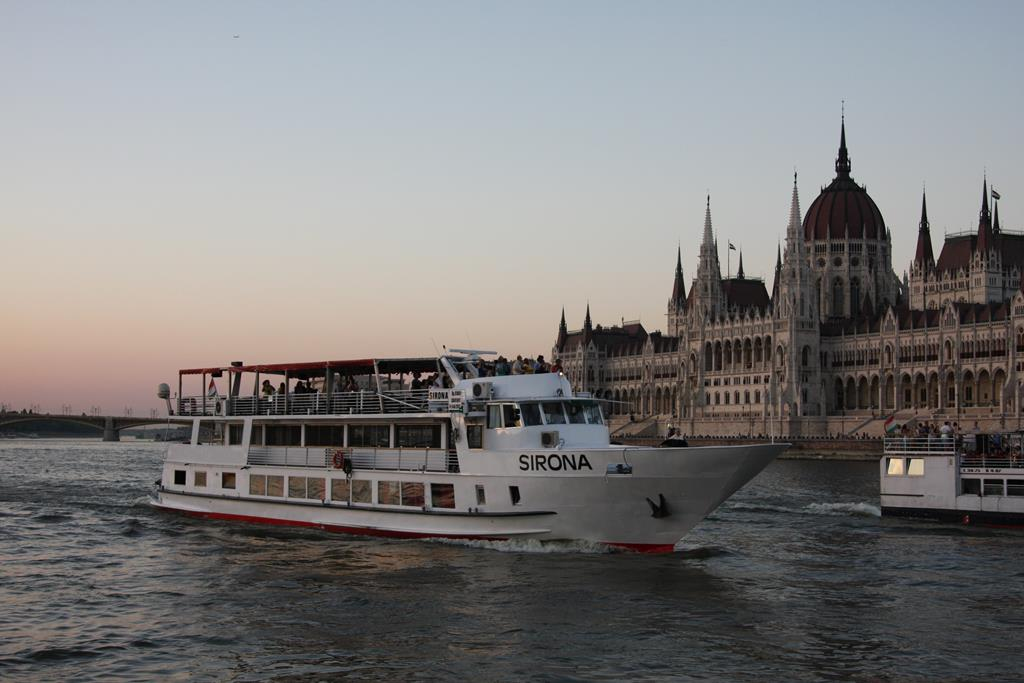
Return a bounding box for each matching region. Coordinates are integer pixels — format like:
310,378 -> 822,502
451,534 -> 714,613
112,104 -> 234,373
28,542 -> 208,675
2,440 -> 1023,682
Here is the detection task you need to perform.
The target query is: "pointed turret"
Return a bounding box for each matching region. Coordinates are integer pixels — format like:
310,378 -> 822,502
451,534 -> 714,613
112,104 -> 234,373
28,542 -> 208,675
583,303 -> 593,342
835,113 -> 851,179
556,307 -> 568,351
670,246 -> 686,306
994,197 -> 1001,234
736,251 -> 745,279
771,242 -> 782,303
862,290 -> 874,318
702,195 -> 713,246
914,190 -> 935,268
977,176 -> 994,254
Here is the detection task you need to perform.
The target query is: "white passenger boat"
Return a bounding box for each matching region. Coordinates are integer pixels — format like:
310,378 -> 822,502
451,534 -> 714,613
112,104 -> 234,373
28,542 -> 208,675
881,434 -> 1024,526
152,351 -> 787,552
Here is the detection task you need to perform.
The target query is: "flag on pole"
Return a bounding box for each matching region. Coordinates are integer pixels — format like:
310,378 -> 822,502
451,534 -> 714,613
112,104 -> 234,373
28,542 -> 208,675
992,188 -> 1001,200
208,379 -> 219,397
884,414 -> 898,434
728,241 -> 736,251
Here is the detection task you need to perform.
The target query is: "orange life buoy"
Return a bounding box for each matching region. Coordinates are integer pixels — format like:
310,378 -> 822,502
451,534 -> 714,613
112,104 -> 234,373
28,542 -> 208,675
332,449 -> 345,469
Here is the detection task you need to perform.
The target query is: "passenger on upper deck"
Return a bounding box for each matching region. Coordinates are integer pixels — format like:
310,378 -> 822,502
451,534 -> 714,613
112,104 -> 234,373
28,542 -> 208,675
411,372 -> 423,390
522,358 -> 535,374
534,355 -> 548,374
261,380 -> 275,396
511,356 -> 524,375
277,381 -> 287,395
494,356 -> 510,376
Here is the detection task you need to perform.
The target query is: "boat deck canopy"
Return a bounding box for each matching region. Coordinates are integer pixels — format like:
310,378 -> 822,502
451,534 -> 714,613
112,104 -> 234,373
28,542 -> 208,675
178,357 -> 439,379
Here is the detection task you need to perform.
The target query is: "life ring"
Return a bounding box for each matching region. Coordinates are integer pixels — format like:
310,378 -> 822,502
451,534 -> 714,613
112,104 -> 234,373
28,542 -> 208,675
332,449 -> 346,469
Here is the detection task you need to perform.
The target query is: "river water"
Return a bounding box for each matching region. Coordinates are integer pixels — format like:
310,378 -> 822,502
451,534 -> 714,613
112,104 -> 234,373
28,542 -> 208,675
1,440 -> 1022,682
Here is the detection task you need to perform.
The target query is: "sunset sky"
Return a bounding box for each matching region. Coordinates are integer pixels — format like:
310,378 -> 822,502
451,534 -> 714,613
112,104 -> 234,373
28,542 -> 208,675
3,1 -> 1023,415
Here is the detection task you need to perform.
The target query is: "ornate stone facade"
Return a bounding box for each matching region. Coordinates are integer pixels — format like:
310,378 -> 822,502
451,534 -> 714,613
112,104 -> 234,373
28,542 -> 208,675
553,120 -> 1024,436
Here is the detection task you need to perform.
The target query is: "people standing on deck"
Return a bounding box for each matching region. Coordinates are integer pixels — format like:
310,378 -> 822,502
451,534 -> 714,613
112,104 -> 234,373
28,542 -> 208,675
941,421 -> 953,439
534,355 -> 548,373
512,356 -> 524,375
411,372 -> 423,390
261,380 -> 275,396
495,357 -> 510,376
522,358 -> 535,374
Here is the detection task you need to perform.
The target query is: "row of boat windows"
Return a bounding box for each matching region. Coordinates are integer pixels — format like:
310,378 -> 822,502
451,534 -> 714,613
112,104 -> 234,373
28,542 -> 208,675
961,478 -> 1024,497
203,423 -> 443,448
171,469 -> 507,508
486,401 -> 603,429
885,458 -> 926,476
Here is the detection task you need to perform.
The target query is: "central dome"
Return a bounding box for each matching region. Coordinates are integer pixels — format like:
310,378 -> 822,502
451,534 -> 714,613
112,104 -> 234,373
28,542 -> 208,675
803,120 -> 886,242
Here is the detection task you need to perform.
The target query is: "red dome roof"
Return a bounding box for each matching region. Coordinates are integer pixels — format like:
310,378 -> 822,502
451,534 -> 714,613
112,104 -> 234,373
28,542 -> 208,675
803,119 -> 887,242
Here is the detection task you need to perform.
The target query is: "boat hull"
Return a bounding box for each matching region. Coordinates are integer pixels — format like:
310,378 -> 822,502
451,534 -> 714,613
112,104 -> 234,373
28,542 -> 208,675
154,442 -> 786,552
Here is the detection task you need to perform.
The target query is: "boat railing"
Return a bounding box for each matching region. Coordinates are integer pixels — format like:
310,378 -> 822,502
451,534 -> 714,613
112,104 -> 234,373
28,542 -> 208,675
178,389 -> 436,417
882,437 -> 957,455
959,456 -> 1024,469
246,446 -> 457,472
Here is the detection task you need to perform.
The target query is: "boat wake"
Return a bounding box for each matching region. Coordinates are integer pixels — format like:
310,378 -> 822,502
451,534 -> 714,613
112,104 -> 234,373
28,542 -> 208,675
728,501 -> 881,518
425,537 -> 621,554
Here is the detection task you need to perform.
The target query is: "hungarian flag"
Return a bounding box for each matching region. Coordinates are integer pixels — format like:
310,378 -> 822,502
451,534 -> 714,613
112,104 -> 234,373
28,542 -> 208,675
992,188 -> 1001,201
208,379 -> 219,397
728,241 -> 737,250
884,415 -> 898,433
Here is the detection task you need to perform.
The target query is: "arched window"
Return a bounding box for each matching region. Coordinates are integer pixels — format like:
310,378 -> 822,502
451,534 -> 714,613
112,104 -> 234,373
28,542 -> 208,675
833,277 -> 844,316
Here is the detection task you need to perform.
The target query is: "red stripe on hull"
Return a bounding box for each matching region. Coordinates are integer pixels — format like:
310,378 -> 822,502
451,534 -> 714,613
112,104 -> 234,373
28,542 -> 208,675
159,505 -> 676,553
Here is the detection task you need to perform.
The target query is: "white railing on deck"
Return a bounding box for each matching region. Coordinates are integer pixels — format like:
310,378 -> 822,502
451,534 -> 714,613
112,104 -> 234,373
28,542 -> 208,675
246,446 -> 457,472
883,437 -> 957,455
233,390 -> 432,416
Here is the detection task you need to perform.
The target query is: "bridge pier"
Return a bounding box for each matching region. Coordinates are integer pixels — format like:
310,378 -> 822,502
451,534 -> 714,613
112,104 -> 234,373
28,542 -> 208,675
103,417 -> 120,442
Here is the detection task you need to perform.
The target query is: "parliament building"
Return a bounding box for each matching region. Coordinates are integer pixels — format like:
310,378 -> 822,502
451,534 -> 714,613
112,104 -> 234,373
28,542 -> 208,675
553,119 -> 1024,437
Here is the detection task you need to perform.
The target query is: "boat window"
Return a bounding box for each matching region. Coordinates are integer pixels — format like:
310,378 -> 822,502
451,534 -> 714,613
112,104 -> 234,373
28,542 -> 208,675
509,485 -> 521,506
222,472 -> 236,489
566,402 -> 587,424
487,405 -> 503,429
198,421 -> 223,445
983,479 -> 1005,497
229,424 -> 244,445
306,425 -> 345,447
503,404 -> 522,428
378,480 -> 400,505
289,476 -> 306,498
542,402 -> 567,425
583,402 -> 603,425
266,425 -> 301,447
886,458 -> 904,476
907,458 -> 925,476
961,478 -> 980,495
194,471 -> 207,487
308,478 -> 325,500
251,425 -> 264,446
349,425 -> 390,448
351,479 -> 372,503
520,403 -> 543,427
249,474 -> 266,496
476,485 -> 486,505
402,482 -> 425,507
397,425 -> 441,448
267,475 -> 284,496
173,469 -> 186,486
466,423 -> 483,449
431,483 -> 455,509
1007,481 -> 1024,497
331,479 -> 350,502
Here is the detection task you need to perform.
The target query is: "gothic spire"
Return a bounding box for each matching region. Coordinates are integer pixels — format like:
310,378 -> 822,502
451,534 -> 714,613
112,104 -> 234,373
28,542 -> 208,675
671,245 -> 686,306
583,303 -> 592,334
556,307 -> 568,351
835,111 -> 851,179
977,176 -> 994,254
993,196 -> 1001,234
771,242 -> 782,304
786,172 -> 803,254
736,251 -> 745,279
914,189 -> 935,267
702,195 -> 713,247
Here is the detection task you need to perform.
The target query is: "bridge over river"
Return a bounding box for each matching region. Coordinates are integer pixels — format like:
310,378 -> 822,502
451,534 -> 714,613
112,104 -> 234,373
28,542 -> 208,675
0,414 -> 194,441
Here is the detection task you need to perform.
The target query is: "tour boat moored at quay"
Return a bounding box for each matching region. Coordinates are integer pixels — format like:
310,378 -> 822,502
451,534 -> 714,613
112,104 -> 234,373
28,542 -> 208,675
881,434 -> 1024,526
152,351 -> 788,552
